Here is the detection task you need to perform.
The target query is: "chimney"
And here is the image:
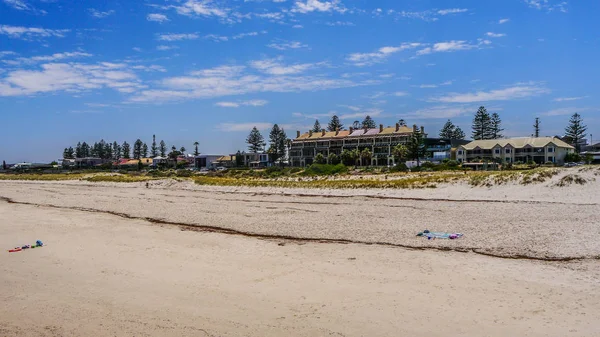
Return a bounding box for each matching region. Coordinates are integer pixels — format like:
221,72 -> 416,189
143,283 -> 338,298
413,124 -> 417,133
395,123 -> 400,132
322,129 -> 326,136
309,130 -> 313,137
379,124 -> 383,132
420,126 -> 425,134
349,127 -> 354,134
296,131 -> 300,138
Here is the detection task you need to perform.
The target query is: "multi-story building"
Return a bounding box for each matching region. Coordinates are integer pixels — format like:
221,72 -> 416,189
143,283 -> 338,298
290,123 -> 424,167
456,137 -> 575,165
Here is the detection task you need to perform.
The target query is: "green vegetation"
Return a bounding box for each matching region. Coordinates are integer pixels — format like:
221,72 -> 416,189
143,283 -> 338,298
303,163 -> 348,176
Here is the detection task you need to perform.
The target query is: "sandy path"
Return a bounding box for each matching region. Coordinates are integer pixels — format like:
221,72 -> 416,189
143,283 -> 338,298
1,201 -> 599,337
0,180 -> 599,259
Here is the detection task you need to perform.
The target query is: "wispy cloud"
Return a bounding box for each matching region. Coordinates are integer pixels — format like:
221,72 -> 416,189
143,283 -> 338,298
157,33 -> 200,41
386,8 -> 469,22
486,32 -> 506,38
416,39 -> 491,56
553,96 -> 588,102
2,51 -> 92,66
3,0 -> 46,14
89,9 -> 115,18
217,122 -> 273,132
147,13 -> 169,23
171,0 -> 229,18
292,0 -> 346,14
499,18 -> 510,24
524,0 -> 568,13
0,25 -> 69,39
429,83 -> 550,103
156,45 -> 179,51
215,99 -> 268,108
541,107 -> 593,116
250,57 -> 323,75
267,39 -> 309,51
325,21 -> 354,26
347,43 -> 422,66
401,105 -> 473,119
437,8 -> 468,15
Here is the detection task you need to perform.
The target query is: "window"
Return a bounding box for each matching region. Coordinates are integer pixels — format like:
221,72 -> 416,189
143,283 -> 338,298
495,149 -> 500,154
458,150 -> 463,155
548,147 -> 554,153
505,148 -> 511,154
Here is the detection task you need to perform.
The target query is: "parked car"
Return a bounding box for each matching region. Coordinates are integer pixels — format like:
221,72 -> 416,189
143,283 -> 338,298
564,162 -> 577,167
216,167 -> 227,172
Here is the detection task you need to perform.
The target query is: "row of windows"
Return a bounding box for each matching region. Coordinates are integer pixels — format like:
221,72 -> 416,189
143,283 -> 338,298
458,147 -> 555,155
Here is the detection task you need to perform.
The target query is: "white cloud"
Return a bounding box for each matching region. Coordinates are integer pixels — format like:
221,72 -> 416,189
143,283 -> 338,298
401,105 -> 473,119
131,65 -> 167,72
156,45 -> 179,51
0,62 -> 144,96
128,64 -> 377,103
171,0 -> 229,18
348,43 -> 422,66
541,107 -> 593,116
416,40 -> 490,56
429,84 -> 550,103
486,32 -> 506,38
89,9 -> 115,18
267,40 -> 309,50
132,47 -> 142,52
232,31 -> 260,39
3,0 -> 46,14
147,13 -> 169,22
215,99 -> 268,108
292,0 -> 346,14
0,51 -> 17,58
394,91 -> 409,97
292,24 -> 304,29
339,108 -> 382,120
250,57 -> 321,75
499,18 -> 510,24
437,8 -> 468,15
553,96 -> 587,102
325,21 -> 354,26
217,122 -> 273,132
0,25 -> 69,39
2,51 -> 92,66
524,0 -> 568,13
157,33 -> 199,41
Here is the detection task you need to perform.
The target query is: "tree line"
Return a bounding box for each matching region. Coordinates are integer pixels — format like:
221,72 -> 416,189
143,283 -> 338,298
62,135 -> 201,160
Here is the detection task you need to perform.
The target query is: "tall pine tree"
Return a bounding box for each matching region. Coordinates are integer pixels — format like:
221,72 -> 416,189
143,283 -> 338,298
352,121 -> 361,129
142,143 -> 148,158
151,135 -> 158,158
112,141 -> 121,160
159,140 -> 167,157
122,141 -> 131,159
193,142 -> 200,156
533,118 -> 541,137
246,127 -> 266,153
565,113 -> 587,153
133,139 -> 143,159
490,113 -> 504,139
268,124 -> 288,166
75,142 -> 83,158
407,128 -> 426,167
439,120 -> 457,139
472,106 -> 491,140
453,127 -> 466,140
361,115 -> 376,129
312,120 -> 321,133
327,115 -> 344,132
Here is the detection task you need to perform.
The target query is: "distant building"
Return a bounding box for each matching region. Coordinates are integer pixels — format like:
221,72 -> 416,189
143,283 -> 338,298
456,137 -> 575,165
194,155 -> 225,169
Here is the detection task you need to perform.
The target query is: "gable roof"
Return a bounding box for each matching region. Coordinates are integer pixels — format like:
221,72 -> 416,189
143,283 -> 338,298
459,137 -> 575,150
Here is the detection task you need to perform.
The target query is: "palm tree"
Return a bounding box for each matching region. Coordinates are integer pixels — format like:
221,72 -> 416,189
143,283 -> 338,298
392,144 -> 408,164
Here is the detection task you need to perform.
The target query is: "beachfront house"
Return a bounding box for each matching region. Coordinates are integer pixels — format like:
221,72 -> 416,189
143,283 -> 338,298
289,124 -> 426,167
194,154 -> 224,169
456,137 -> 575,165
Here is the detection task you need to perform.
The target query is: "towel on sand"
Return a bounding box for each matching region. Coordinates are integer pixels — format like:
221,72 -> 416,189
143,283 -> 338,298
417,231 -> 463,240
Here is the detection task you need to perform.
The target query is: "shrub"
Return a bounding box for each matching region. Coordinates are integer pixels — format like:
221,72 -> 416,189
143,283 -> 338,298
176,169 -> 193,177
390,163 -> 408,172
303,163 -> 348,176
314,153 -> 327,165
446,160 -> 459,168
565,152 -> 581,163
328,153 -> 340,165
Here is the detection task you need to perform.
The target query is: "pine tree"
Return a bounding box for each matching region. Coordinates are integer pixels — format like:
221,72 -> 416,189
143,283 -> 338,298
327,115 -> 344,132
151,135 -> 158,158
180,146 -> 186,155
472,106 -> 491,140
268,124 -> 287,166
361,115 -> 376,129
565,113 -> 587,153
75,142 -> 83,158
534,118 -> 541,137
398,119 -> 407,127
113,141 -> 121,160
81,142 -> 90,157
142,143 -> 148,158
63,147 -> 74,159
133,139 -> 143,159
312,120 -> 321,133
490,113 -> 503,139
439,120 -> 456,139
193,142 -> 200,156
2,160 -> 6,170
453,127 -> 466,140
246,127 -> 266,153
103,142 -> 112,160
122,142 -> 131,159
352,121 -> 361,129
159,140 -> 167,157
407,128 -> 426,167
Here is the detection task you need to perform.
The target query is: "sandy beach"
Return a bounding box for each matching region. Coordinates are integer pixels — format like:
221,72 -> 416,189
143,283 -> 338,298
1,178 -> 600,336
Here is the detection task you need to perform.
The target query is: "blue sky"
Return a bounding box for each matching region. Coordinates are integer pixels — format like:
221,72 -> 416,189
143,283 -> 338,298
1,0 -> 598,162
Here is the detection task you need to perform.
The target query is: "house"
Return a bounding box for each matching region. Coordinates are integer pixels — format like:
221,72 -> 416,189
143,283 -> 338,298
423,138 -> 471,161
119,158 -> 153,167
152,156 -> 169,167
235,152 -> 270,168
290,123 -> 425,167
456,137 -> 575,165
213,155 -> 236,168
194,155 -> 224,169
581,142 -> 600,163
74,157 -> 107,168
